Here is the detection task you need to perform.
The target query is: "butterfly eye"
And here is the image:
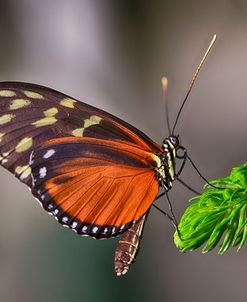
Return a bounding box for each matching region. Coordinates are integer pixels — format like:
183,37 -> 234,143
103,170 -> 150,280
171,137 -> 176,144
168,136 -> 179,148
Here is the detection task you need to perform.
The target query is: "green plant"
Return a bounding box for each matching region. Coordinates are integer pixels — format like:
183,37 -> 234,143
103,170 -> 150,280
174,163 -> 247,254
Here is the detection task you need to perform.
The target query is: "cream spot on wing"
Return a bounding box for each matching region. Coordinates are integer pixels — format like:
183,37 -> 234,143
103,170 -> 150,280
9,98 -> 31,110
84,115 -> 102,128
0,133 -> 5,142
15,165 -> 31,180
0,90 -> 16,97
71,115 -> 102,137
60,97 -> 77,108
15,137 -> 33,152
0,114 -> 15,125
32,107 -> 58,127
32,117 -> 57,127
44,107 -> 58,117
2,151 -> 10,157
15,165 -> 28,175
24,91 -> 44,99
19,168 -> 31,179
72,128 -> 84,137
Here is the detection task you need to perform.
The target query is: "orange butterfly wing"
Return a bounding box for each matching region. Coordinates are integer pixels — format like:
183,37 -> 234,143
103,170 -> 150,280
0,82 -> 163,239
31,137 -> 159,238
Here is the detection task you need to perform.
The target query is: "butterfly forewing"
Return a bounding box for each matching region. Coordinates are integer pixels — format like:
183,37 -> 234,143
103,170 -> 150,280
0,82 -> 161,238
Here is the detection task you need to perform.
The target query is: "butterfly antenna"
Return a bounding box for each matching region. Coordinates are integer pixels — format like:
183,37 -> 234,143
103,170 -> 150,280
161,77 -> 171,135
172,34 -> 217,134
186,154 -> 218,188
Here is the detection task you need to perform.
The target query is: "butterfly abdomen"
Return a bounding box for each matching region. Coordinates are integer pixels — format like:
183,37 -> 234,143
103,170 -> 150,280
114,215 -> 146,276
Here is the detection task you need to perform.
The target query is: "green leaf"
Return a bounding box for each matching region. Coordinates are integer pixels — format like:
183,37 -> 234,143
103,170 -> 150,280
174,163 -> 247,253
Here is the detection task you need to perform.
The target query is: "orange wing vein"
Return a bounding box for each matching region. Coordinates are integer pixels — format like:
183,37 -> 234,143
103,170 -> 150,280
30,137 -> 159,238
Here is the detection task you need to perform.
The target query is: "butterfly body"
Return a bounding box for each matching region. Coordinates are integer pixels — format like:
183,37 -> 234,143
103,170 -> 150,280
0,82 -> 180,240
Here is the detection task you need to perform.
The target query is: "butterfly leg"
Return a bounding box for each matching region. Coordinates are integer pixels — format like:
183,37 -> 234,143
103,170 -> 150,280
176,177 -> 201,195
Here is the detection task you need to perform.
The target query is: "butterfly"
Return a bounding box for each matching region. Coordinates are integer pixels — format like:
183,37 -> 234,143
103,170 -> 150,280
0,35 -> 216,276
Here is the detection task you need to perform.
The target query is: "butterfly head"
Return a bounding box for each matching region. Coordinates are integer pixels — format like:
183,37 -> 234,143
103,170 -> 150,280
163,135 -> 180,152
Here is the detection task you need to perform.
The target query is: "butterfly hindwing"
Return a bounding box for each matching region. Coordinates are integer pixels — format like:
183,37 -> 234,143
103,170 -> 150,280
30,137 -> 159,238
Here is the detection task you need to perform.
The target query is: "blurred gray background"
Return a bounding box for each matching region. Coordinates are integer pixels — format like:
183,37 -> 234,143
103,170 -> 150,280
0,0 -> 246,301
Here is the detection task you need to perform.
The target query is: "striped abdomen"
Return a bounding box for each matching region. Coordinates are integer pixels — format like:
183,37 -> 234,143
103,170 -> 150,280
114,215 -> 147,276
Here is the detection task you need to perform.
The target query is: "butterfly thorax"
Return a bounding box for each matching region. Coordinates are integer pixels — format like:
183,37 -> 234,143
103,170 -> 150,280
154,135 -> 180,190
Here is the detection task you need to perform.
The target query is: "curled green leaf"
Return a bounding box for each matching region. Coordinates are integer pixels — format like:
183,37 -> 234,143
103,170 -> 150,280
174,163 -> 247,253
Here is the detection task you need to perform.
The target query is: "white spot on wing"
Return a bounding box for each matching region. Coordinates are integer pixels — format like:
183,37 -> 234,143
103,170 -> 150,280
71,222 -> 78,229
43,149 -> 56,159
39,167 -> 47,178
82,226 -> 88,232
103,227 -> 108,234
62,216 -> 69,223
92,226 -> 98,233
29,151 -> 34,165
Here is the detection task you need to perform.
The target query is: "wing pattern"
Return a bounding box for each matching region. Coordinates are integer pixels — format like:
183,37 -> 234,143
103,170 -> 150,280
0,82 -> 162,238
30,137 -> 158,238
